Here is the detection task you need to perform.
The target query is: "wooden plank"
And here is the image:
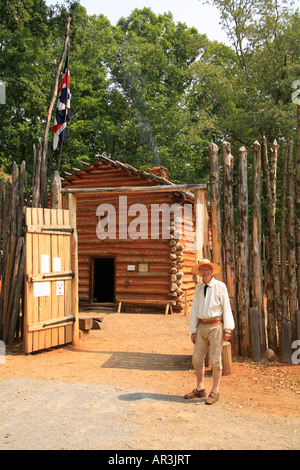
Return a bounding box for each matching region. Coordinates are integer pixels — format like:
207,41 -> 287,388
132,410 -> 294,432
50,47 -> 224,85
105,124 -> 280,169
57,209 -> 65,345
50,209 -> 59,347
26,224 -> 73,235
37,208 -> 46,351
24,208 -> 33,353
117,298 -> 173,315
27,270 -> 74,282
31,208 -> 39,352
68,194 -> 79,347
61,183 -> 207,194
43,209 -> 52,349
63,209 -> 73,344
116,298 -> 173,304
28,315 -> 74,332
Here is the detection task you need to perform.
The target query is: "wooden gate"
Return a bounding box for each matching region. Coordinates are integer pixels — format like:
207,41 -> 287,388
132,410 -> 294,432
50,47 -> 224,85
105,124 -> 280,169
24,202 -> 79,354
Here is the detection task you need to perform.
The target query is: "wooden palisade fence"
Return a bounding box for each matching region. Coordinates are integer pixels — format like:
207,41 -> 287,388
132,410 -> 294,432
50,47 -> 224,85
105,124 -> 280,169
0,156 -> 55,345
0,162 -> 27,344
209,105 -> 300,361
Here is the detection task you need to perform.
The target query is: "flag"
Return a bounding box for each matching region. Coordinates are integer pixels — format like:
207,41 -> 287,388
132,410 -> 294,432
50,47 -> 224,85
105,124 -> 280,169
53,52 -> 70,151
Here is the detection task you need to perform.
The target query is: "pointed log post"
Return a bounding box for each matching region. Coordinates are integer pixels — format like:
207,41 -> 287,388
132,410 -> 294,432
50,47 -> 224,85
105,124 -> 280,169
270,139 -> 279,218
0,180 -> 12,338
280,321 -> 292,363
261,136 -> 281,351
194,188 -> 205,282
50,171 -> 62,209
251,141 -> 265,354
250,307 -> 262,362
2,164 -> 18,341
281,142 -> 289,323
7,237 -> 25,345
296,106 -> 300,307
297,311 -> 300,341
237,146 -> 250,356
287,140 -> 298,341
208,143 -> 224,281
17,161 -> 26,238
222,141 -> 239,355
32,139 -> 42,208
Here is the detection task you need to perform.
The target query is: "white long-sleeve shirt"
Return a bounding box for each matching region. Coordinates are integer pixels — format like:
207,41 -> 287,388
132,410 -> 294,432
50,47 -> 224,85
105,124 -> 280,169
189,277 -> 235,333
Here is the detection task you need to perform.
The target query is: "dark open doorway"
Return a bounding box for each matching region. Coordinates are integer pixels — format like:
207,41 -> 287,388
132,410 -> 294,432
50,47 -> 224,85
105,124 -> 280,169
92,257 -> 115,303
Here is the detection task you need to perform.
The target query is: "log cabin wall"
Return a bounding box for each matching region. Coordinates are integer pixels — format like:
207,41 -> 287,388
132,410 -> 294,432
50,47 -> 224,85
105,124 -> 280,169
62,157 -> 205,312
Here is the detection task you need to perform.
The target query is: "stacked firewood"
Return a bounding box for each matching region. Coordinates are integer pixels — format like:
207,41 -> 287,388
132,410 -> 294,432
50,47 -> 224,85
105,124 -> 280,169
169,213 -> 184,308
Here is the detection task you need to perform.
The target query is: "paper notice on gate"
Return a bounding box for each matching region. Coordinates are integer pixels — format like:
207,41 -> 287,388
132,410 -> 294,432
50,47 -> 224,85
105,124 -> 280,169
56,281 -> 64,296
41,254 -> 49,274
53,257 -> 61,272
34,281 -> 50,297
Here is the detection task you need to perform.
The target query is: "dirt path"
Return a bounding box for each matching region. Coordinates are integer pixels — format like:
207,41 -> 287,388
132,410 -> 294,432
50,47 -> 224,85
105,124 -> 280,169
1,310 -> 299,450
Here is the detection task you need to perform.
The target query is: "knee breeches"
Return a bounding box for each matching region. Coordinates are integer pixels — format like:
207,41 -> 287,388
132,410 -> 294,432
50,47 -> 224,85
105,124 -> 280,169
192,323 -> 223,370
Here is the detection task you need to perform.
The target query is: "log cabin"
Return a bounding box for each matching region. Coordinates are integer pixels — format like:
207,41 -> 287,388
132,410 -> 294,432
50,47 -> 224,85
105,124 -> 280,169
61,156 -> 210,313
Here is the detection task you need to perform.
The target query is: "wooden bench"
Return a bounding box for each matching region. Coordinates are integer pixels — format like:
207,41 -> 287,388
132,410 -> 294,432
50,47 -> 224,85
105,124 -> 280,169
116,299 -> 174,315
79,315 -> 103,331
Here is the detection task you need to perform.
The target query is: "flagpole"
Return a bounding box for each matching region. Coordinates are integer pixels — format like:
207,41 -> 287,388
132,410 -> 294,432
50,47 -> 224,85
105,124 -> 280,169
40,16 -> 71,207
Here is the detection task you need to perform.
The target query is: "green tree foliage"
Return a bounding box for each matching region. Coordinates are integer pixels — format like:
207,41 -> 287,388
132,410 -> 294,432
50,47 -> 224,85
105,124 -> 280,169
197,0 -> 300,148
0,0 -> 72,174
0,0 -> 299,186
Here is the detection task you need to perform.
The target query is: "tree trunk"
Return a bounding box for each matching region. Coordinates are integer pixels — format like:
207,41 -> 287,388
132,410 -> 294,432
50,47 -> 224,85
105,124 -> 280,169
236,146 -> 250,356
221,141 -> 239,355
208,143 -> 224,281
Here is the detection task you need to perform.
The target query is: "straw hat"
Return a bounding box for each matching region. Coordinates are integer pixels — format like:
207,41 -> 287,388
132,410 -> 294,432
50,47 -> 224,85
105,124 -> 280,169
191,259 -> 221,276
